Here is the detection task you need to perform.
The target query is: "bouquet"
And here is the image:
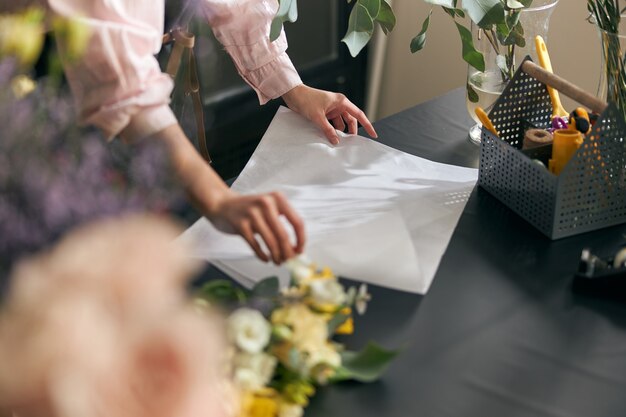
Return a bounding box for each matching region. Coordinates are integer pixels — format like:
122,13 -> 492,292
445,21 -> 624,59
0,59 -> 183,280
196,257 -> 397,417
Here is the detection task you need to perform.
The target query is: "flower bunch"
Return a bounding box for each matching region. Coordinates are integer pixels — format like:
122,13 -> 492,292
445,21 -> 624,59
0,60 -> 183,279
0,215 -> 234,417
196,258 -> 395,417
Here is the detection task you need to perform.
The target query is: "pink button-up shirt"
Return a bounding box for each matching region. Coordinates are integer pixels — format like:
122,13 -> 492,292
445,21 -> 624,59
48,0 -> 302,140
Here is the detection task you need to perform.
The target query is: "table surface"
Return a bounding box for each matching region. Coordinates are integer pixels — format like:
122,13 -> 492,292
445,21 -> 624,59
207,88 -> 626,417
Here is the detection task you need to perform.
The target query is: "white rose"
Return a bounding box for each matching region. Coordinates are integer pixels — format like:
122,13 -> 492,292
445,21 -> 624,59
227,308 -> 271,353
309,279 -> 346,306
279,402 -> 304,417
233,352 -> 277,390
305,344 -> 341,371
286,256 -> 313,282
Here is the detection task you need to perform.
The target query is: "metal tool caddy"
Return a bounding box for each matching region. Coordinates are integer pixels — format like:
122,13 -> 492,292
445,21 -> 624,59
478,57 -> 626,239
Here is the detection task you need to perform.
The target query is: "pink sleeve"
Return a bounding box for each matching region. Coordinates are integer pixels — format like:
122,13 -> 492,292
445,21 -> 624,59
48,0 -> 177,140
200,0 -> 303,105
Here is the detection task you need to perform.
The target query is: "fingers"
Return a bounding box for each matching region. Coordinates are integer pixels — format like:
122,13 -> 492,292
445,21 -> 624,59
342,100 -> 378,138
239,221 -> 270,263
314,113 -> 340,145
272,192 -> 306,254
331,116 -> 345,132
257,195 -> 295,264
343,112 -> 358,135
237,193 -> 305,265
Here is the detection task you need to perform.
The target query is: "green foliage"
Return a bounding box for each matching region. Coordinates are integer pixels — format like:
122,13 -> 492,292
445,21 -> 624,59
270,0 -> 298,41
410,11 -> 431,53
341,0 -> 397,57
456,21 -> 485,71
271,0 -> 396,57
588,0 -> 626,120
327,310 -> 352,334
333,342 -> 399,383
252,276 -> 280,298
196,279 -> 248,304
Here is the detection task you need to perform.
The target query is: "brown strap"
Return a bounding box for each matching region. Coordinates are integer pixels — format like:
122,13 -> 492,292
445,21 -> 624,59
163,28 -> 212,164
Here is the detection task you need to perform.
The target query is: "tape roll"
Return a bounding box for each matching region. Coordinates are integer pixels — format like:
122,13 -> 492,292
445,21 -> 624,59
613,247 -> 626,268
523,128 -> 553,150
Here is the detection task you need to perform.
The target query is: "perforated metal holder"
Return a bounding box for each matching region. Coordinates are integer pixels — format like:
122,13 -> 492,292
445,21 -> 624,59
478,58 -> 626,239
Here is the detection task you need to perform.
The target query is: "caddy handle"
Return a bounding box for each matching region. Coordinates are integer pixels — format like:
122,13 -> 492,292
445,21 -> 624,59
521,60 -> 608,115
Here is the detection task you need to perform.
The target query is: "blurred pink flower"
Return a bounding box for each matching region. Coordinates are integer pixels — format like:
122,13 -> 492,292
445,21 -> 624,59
0,215 -> 235,417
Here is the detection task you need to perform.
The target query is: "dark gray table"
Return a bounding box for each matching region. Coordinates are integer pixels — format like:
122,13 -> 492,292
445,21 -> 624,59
207,88 -> 626,417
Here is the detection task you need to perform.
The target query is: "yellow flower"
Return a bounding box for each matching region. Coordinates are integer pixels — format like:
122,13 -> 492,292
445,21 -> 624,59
334,307 -> 354,335
0,8 -> 45,68
282,380 -> 315,406
271,304 -> 328,352
52,16 -> 91,62
241,389 -> 280,417
10,75 -> 36,98
278,402 -> 304,417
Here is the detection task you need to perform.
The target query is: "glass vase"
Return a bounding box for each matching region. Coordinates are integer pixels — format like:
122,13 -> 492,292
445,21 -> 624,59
466,0 -> 559,145
596,18 -> 626,122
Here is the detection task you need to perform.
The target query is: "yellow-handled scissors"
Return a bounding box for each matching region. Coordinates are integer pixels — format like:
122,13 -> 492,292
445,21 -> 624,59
475,107 -> 499,136
535,36 -> 569,118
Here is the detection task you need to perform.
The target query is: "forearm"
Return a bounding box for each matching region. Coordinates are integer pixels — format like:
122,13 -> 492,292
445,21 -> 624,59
143,123 -> 232,219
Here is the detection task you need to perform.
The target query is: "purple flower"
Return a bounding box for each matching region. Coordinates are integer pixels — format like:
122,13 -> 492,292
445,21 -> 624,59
0,62 -> 184,276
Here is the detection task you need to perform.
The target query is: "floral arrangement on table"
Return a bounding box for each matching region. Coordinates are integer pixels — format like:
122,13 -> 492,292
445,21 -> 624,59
588,0 -> 626,120
195,257 -> 397,417
0,7 -> 398,417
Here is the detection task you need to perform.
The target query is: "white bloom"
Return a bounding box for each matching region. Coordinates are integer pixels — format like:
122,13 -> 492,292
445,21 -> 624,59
286,256 -> 313,282
279,402 -> 304,417
309,279 -> 346,306
233,352 -> 277,391
227,308 -> 271,353
355,284 -> 371,315
305,344 -> 341,371
302,344 -> 341,383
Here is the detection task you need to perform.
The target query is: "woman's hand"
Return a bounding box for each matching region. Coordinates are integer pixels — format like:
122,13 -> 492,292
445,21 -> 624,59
208,190 -> 305,265
147,124 -> 306,265
282,84 -> 378,145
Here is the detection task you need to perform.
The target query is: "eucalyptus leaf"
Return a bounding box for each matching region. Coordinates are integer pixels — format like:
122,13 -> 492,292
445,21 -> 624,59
462,0 -> 501,25
333,342 -> 399,383
341,3 -> 374,57
327,311 -> 351,334
467,83 -> 479,103
196,279 -> 248,304
505,10 -> 521,29
423,0 -> 455,7
270,0 -> 298,41
359,0 -> 381,20
410,11 -> 431,53
506,0 -> 525,9
376,0 -> 396,35
252,276 -> 280,298
455,22 -> 485,71
476,2 -> 505,27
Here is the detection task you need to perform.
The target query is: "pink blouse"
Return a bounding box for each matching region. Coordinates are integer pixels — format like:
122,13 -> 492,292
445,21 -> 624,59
48,0 -> 303,140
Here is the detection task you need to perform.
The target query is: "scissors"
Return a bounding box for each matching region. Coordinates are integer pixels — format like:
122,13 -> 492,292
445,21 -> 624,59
475,107 -> 499,136
535,36 -> 569,118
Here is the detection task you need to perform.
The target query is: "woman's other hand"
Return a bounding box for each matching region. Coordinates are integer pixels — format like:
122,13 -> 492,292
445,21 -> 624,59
282,84 -> 377,145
